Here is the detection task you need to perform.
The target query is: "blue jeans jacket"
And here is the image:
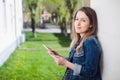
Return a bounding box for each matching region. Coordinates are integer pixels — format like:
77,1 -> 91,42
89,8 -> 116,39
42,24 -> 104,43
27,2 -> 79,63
63,35 -> 102,80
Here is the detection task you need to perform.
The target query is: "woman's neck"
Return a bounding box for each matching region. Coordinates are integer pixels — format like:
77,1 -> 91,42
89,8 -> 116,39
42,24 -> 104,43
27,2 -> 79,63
80,33 -> 85,38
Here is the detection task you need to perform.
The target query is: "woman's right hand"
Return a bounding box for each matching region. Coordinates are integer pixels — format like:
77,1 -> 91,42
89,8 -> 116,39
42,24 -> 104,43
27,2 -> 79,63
52,55 -> 67,66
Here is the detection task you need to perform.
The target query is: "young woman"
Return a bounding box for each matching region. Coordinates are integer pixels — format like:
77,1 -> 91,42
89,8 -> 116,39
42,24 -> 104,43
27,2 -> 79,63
48,7 -> 102,80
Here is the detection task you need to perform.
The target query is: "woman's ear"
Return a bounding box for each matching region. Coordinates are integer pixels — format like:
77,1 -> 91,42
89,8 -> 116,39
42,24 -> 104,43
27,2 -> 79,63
90,25 -> 92,28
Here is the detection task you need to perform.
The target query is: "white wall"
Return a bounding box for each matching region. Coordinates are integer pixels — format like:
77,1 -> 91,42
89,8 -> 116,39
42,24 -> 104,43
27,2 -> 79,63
91,0 -> 120,80
0,0 -> 25,66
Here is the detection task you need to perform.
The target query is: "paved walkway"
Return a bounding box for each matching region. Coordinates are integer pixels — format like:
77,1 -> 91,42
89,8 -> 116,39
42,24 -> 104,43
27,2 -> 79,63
23,23 -> 70,33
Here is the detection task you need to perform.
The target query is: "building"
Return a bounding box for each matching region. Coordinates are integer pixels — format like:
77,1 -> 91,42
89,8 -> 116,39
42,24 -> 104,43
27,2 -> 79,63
91,0 -> 120,80
0,0 -> 25,66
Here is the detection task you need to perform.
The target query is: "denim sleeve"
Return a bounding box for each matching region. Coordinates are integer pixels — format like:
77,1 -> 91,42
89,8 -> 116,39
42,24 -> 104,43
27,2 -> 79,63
80,38 -> 101,77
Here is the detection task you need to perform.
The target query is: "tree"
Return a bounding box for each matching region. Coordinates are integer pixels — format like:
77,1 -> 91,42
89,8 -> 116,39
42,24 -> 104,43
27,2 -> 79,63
65,0 -> 78,31
23,0 -> 39,38
42,0 -> 82,37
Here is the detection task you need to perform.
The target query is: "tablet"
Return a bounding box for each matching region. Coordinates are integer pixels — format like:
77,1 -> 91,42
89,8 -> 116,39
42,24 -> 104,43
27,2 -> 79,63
43,44 -> 59,55
43,44 -> 49,51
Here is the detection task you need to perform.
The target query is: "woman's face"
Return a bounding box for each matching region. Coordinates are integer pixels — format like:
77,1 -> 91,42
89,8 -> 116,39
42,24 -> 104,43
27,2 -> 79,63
74,11 -> 91,37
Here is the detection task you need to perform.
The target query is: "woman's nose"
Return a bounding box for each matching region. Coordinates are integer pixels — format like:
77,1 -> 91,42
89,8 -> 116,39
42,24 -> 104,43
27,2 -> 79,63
77,21 -> 81,26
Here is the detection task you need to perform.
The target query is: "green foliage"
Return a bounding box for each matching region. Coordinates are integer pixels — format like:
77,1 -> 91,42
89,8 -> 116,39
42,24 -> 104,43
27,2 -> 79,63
23,0 -> 84,25
44,0 -> 67,17
24,0 -> 40,23
74,0 -> 82,11
24,0 -> 38,11
43,0 -> 82,22
35,1 -> 41,23
0,32 -> 71,80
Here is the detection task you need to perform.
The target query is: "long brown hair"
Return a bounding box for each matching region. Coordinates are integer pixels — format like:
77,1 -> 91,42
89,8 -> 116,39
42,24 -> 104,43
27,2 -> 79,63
70,7 -> 98,51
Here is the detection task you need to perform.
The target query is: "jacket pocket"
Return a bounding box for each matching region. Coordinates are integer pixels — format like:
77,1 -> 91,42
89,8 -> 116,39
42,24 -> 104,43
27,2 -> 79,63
74,47 -> 84,57
73,48 -> 85,63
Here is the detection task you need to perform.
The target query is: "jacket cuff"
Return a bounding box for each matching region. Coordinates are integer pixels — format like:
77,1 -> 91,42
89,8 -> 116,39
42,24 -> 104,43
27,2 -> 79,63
73,63 -> 82,75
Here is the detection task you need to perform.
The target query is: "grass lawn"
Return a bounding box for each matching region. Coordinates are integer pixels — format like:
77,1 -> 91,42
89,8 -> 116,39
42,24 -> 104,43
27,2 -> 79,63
0,32 -> 71,80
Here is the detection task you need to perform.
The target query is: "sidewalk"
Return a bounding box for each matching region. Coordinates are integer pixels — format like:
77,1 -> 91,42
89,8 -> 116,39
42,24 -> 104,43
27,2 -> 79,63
23,23 -> 70,33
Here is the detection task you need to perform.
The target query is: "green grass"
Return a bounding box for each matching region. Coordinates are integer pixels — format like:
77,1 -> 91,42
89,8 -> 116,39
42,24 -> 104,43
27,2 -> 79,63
0,32 -> 71,80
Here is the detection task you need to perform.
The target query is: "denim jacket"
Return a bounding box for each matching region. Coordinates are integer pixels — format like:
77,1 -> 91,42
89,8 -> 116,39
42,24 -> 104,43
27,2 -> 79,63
63,35 -> 102,80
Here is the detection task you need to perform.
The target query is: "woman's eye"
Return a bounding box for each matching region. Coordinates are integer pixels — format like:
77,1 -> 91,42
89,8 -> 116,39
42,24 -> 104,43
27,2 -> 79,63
82,20 -> 86,22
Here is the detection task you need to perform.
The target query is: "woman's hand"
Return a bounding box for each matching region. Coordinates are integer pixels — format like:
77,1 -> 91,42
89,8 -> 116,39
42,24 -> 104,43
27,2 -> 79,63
47,47 -> 67,66
53,55 -> 67,66
47,47 -> 75,69
47,47 -> 60,56
53,55 -> 75,70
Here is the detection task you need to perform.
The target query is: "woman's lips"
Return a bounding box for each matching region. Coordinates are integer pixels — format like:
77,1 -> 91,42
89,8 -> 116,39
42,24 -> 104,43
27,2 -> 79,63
76,27 -> 81,29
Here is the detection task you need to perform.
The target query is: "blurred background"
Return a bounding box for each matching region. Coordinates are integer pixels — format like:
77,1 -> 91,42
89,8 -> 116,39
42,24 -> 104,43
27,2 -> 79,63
0,0 -> 90,80
22,0 -> 90,37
